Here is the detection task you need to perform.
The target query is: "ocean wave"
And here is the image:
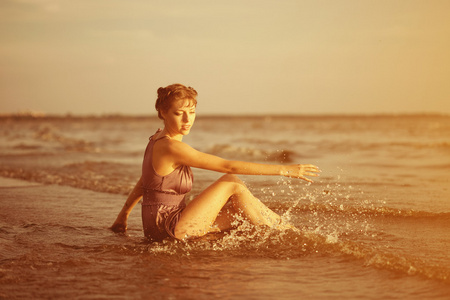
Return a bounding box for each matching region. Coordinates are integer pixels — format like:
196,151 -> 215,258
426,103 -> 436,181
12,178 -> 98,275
12,144 -> 42,150
206,144 -> 295,162
0,162 -> 140,195
107,224 -> 450,283
34,125 -> 100,152
328,236 -> 450,283
234,137 -> 293,147
316,140 -> 450,154
276,202 -> 449,219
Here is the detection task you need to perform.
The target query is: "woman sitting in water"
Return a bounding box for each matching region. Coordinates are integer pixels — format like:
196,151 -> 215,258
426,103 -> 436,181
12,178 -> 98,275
111,83 -> 320,241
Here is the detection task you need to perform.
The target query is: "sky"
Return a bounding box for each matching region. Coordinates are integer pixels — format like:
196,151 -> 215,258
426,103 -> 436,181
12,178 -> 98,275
1,0 -> 450,116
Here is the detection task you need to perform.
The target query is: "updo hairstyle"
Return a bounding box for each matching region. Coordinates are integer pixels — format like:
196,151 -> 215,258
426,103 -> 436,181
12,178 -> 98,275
155,84 -> 198,120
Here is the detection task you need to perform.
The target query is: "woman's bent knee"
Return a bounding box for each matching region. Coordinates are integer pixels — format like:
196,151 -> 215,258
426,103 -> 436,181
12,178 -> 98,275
217,174 -> 249,195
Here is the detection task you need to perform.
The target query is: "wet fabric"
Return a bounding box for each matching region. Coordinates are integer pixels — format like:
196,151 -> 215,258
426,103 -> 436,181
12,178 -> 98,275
141,129 -> 193,241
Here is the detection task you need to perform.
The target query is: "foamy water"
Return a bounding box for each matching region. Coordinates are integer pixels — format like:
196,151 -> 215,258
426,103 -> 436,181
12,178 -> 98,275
0,114 -> 449,299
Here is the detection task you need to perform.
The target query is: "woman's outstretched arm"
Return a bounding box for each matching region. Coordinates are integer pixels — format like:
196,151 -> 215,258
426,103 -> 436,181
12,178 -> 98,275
110,176 -> 144,233
165,140 -> 321,182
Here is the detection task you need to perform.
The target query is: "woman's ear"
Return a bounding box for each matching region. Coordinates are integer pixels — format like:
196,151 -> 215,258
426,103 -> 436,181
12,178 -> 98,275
160,109 -> 166,120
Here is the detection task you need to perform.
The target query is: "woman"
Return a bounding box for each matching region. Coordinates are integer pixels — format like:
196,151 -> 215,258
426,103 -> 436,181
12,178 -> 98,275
111,84 -> 320,242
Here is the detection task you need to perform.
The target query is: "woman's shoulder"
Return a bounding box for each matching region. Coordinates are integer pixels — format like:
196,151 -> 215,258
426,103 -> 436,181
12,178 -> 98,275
152,135 -> 183,151
161,137 -> 185,148
149,128 -> 163,140
159,139 -> 196,161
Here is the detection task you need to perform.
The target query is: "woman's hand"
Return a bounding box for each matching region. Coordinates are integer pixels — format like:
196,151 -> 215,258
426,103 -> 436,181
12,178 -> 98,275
283,164 -> 321,182
110,177 -> 143,233
110,214 -> 128,233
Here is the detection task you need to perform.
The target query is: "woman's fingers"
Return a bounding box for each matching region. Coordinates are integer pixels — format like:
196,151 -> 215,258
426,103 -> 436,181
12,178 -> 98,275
110,222 -> 127,233
297,164 -> 321,182
283,164 -> 321,181
305,172 -> 320,177
301,165 -> 321,174
300,176 -> 313,183
305,164 -> 321,171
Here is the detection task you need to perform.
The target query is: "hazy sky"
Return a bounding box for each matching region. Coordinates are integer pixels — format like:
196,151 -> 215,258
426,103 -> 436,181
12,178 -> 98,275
1,0 -> 449,115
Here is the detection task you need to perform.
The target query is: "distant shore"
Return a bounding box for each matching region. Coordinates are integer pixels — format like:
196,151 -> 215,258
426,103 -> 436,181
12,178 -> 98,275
1,111 -> 448,120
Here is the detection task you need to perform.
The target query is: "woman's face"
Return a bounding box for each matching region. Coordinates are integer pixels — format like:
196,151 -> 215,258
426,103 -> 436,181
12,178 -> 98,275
162,98 -> 196,137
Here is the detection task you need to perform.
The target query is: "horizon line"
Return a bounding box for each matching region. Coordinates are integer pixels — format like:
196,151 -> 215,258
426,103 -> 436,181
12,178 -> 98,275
1,111 -> 449,119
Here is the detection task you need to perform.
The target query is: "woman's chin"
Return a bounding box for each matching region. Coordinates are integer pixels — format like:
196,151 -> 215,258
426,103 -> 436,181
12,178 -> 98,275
180,127 -> 192,134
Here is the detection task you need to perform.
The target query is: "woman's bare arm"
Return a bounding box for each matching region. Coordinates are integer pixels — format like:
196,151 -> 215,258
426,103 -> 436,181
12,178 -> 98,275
166,140 -> 320,182
110,176 -> 144,233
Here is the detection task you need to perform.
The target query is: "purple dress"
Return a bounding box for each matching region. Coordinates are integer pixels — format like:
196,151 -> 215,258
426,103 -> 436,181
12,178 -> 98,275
141,130 -> 193,242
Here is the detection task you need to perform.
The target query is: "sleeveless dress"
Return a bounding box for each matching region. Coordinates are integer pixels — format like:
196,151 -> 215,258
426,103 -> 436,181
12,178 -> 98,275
141,129 -> 193,242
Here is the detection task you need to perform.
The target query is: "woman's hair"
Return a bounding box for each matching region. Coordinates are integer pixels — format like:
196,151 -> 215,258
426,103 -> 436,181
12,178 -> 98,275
155,84 -> 198,119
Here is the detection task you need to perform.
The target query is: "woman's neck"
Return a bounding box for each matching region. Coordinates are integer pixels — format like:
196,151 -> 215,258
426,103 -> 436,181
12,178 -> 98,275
160,128 -> 183,142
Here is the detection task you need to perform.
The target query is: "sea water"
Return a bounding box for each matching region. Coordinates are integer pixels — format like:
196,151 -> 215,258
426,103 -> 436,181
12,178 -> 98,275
0,114 -> 449,299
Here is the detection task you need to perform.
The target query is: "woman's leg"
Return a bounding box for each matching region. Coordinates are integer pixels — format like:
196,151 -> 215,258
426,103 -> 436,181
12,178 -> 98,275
174,174 -> 283,239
